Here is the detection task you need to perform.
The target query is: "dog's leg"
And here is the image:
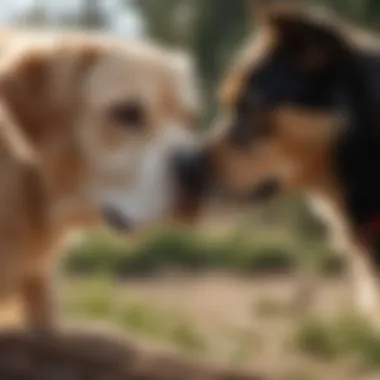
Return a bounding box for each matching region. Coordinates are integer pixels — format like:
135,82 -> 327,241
20,273 -> 56,332
346,247 -> 380,324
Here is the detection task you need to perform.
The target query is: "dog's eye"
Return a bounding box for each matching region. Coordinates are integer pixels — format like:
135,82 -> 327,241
109,102 -> 145,128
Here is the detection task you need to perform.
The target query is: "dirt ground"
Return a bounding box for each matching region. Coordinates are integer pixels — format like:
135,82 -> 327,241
113,273 -> 379,380
1,272 -> 379,380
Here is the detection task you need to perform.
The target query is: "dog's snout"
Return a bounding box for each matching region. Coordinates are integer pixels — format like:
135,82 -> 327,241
102,206 -> 133,232
249,178 -> 281,202
172,150 -> 209,197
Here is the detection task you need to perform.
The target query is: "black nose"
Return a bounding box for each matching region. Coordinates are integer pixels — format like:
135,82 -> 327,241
249,178 -> 281,202
172,149 -> 209,197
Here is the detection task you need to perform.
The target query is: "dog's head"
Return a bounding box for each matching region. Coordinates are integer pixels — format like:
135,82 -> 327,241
0,33 -> 202,231
195,4 -> 360,202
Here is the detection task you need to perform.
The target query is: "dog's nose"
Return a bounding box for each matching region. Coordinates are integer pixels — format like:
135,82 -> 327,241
249,178 -> 281,202
172,149 -> 209,197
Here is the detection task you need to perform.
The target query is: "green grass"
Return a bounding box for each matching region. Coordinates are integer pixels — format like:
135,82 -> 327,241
116,302 -> 168,337
63,228 -> 343,277
293,314 -> 380,370
66,277 -> 114,319
64,276 -> 380,372
255,297 -> 289,318
66,277 -> 207,354
293,318 -> 340,361
118,304 -> 207,353
169,320 -> 207,353
229,329 -> 262,366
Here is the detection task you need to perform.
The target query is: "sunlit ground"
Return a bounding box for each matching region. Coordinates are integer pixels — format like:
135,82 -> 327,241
59,272 -> 379,380
59,209 -> 380,380
0,208 -> 378,380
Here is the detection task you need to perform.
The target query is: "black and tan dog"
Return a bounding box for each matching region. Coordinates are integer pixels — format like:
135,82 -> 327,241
183,3 -> 380,323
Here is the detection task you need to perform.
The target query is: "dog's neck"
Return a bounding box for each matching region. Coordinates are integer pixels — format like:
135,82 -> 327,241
331,49 -> 380,235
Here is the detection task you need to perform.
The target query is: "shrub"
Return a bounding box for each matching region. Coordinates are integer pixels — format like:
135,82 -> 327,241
116,302 -> 167,337
294,318 -> 340,361
63,228 -> 343,277
170,320 -> 207,353
66,277 -> 113,319
293,314 -> 380,370
64,231 -> 126,275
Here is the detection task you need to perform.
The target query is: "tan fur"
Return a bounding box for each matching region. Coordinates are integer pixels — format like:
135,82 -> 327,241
212,3 -> 351,197
0,30 -> 200,328
207,3 -> 380,320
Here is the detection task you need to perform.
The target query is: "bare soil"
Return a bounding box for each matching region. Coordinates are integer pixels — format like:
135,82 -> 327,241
116,273 -> 377,380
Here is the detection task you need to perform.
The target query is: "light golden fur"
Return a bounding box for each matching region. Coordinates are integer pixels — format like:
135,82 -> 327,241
0,30 -> 200,327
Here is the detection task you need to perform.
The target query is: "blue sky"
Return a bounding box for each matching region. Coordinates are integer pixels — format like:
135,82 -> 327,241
0,0 -> 143,36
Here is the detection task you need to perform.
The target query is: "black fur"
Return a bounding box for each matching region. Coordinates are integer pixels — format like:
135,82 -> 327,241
229,51 -> 347,150
334,52 -> 380,269
334,52 -> 380,228
228,38 -> 380,266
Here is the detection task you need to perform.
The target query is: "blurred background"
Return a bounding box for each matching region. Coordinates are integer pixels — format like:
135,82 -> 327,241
2,1 -> 380,379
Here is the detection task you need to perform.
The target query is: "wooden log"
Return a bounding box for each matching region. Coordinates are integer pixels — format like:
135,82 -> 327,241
0,325 -> 268,380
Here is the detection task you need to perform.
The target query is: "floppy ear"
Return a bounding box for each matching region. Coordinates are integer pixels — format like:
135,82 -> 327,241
0,42 -> 99,193
257,4 -> 349,71
0,43 -> 98,145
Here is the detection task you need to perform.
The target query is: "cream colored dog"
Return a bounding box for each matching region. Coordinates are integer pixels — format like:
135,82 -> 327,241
0,30 -> 201,328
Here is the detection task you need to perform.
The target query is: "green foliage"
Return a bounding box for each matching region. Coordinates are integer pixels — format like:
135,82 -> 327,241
294,314 -> 380,370
116,302 -> 168,337
255,297 -> 288,318
335,314 -> 380,371
294,318 -> 341,360
66,279 -> 207,354
229,329 -> 263,366
64,231 -> 126,275
132,0 -> 192,47
132,0 -> 249,125
133,0 -> 380,126
63,228 -> 341,277
117,302 -> 207,353
311,0 -> 380,30
169,320 -> 206,353
66,277 -> 113,319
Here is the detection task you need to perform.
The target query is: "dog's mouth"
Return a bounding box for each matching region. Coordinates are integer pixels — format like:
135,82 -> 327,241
100,192 -> 203,233
101,206 -> 135,232
248,178 -> 281,203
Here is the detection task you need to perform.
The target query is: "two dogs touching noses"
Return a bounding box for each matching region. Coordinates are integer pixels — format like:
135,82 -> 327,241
166,0 -> 380,331
3,0 -> 380,335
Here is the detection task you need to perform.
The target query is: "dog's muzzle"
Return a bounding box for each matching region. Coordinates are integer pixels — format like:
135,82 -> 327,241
249,178 -> 281,202
171,149 -> 210,198
101,149 -> 212,231
101,206 -> 134,232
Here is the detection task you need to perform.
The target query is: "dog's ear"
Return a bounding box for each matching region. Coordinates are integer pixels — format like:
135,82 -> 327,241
0,41 -> 99,194
0,42 -> 99,145
250,2 -> 348,71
